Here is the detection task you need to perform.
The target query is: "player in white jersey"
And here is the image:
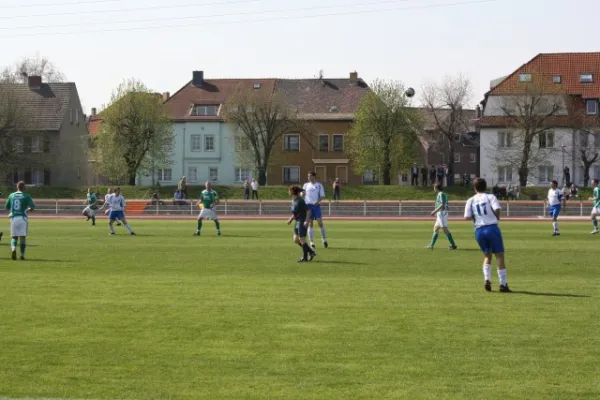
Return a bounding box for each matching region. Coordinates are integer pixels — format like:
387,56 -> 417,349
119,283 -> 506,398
100,188 -> 121,226
464,178 -> 511,293
547,180 -> 566,236
105,187 -> 135,236
302,171 -> 328,248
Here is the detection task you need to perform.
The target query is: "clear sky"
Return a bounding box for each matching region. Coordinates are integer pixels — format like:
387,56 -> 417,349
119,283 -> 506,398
1,0 -> 598,114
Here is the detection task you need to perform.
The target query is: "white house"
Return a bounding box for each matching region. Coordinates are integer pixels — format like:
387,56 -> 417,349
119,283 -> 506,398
479,52 -> 600,187
136,71 -> 276,187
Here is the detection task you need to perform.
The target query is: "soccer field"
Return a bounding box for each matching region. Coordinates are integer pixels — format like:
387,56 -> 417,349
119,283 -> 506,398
0,220 -> 598,400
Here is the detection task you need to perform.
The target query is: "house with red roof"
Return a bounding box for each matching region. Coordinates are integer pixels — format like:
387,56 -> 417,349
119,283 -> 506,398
479,52 -> 600,187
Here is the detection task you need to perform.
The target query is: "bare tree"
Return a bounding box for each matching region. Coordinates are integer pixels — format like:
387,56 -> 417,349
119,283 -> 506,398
487,81 -> 567,186
421,74 -> 472,186
346,79 -> 423,185
565,99 -> 600,187
0,87 -> 25,182
224,87 -> 313,185
0,54 -> 64,84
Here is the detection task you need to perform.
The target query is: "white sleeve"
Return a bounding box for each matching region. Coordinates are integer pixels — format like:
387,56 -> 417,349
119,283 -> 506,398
464,198 -> 473,218
302,183 -> 307,190
489,194 -> 501,211
319,184 -> 325,198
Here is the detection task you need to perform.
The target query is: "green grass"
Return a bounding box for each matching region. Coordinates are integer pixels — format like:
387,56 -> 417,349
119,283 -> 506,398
0,220 -> 598,400
1,184 -> 591,201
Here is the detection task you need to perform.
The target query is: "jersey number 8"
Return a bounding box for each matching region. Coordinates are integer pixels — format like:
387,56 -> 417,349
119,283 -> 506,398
13,199 -> 21,211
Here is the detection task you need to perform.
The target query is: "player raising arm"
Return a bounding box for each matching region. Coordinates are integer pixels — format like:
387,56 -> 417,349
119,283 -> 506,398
464,178 -> 511,293
5,181 -> 35,260
547,180 -> 566,236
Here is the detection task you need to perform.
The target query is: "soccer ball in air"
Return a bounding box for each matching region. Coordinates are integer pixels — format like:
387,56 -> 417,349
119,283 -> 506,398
405,87 -> 415,98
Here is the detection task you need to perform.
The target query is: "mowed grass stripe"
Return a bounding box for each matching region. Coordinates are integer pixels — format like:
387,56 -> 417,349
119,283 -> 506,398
0,220 -> 598,400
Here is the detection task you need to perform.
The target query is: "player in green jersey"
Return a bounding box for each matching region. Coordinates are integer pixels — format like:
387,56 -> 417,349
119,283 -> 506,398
194,182 -> 221,236
5,181 -> 35,260
426,183 -> 458,250
590,179 -> 600,235
82,188 -> 101,225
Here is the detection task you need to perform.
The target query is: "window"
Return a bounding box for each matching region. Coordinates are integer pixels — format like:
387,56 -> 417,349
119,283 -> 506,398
579,131 -> 589,148
191,135 -> 202,152
283,135 -> 299,152
333,134 -> 344,152
157,168 -> 172,182
31,136 -> 41,153
253,83 -> 261,89
44,169 -> 51,185
519,73 -> 532,82
43,137 -> 50,153
32,169 -> 43,185
318,135 -> 329,152
209,167 -> 218,182
539,131 -> 554,148
204,135 -> 215,151
283,167 -> 300,183
188,167 -> 198,183
586,100 -> 598,115
363,169 -> 378,184
235,136 -> 250,152
594,132 -> 600,148
235,167 -> 250,182
553,75 -> 562,84
469,153 -> 476,163
14,137 -> 23,153
498,166 -> 512,183
75,109 -> 80,125
498,132 -> 512,148
538,166 -> 554,183
191,105 -> 219,116
580,74 -> 593,83
454,153 -> 460,163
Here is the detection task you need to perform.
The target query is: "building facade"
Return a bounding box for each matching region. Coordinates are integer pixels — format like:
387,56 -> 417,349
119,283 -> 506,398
480,52 -> 600,187
1,76 -> 89,187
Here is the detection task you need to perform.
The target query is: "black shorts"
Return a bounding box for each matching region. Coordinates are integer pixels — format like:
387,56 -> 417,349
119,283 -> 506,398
294,220 -> 307,237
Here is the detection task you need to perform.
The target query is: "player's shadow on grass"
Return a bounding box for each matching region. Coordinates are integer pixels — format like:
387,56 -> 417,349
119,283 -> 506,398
313,260 -> 367,265
338,248 -> 380,251
511,290 -> 591,298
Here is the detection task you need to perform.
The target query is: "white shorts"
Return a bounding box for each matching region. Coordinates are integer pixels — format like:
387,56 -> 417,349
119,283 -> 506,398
592,207 -> 600,216
84,207 -> 96,217
11,217 -> 28,237
199,208 -> 217,220
434,211 -> 448,228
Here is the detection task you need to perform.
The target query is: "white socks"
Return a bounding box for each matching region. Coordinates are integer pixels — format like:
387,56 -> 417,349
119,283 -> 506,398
552,221 -> 558,232
483,264 -> 492,281
320,226 -> 327,240
498,269 -> 507,286
307,227 -> 315,243
124,223 -> 133,233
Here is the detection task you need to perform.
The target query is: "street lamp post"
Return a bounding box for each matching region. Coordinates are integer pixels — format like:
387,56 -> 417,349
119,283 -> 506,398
562,145 -> 566,186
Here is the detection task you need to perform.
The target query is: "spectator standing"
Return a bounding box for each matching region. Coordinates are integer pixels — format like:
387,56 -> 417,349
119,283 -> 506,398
243,179 -> 250,200
178,176 -> 188,199
411,163 -> 419,186
251,179 -> 259,200
333,178 -> 342,201
421,166 -> 428,187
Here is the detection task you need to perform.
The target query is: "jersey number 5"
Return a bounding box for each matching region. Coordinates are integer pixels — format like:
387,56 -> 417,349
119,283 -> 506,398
476,202 -> 488,216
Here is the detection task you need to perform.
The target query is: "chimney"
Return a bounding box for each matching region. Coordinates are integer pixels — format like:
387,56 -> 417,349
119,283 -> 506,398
162,92 -> 170,102
91,108 -> 97,117
349,71 -> 358,84
476,105 -> 481,118
28,75 -> 42,89
192,71 -> 204,87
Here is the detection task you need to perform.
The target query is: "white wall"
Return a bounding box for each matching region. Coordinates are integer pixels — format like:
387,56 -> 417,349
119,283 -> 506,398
480,127 -> 574,186
483,95 -> 568,117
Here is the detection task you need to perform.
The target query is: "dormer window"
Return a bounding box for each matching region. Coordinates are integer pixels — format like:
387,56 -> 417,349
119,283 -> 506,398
253,83 -> 261,89
553,75 -> 561,83
580,73 -> 593,83
191,104 -> 219,116
519,73 -> 532,82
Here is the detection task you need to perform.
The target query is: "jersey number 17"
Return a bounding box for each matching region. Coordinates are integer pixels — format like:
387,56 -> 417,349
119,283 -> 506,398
475,202 -> 488,216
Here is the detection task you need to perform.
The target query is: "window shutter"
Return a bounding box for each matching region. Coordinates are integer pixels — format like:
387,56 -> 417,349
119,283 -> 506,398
44,169 -> 51,185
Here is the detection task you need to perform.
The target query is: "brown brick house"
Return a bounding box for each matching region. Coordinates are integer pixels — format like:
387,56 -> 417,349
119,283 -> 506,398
411,108 -> 481,186
267,72 -> 371,185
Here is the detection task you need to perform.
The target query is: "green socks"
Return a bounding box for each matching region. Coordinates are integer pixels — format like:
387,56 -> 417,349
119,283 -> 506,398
430,233 -> 439,246
446,233 -> 456,246
20,242 -> 26,256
